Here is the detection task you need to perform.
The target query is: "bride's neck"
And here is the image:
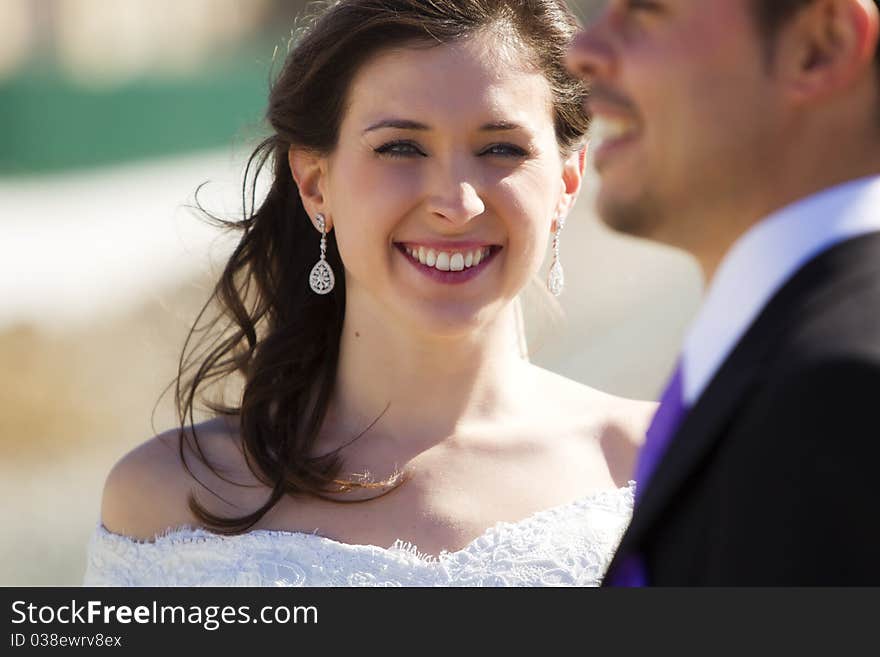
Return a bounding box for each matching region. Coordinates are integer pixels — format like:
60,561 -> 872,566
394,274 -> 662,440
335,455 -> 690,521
326,299 -> 529,445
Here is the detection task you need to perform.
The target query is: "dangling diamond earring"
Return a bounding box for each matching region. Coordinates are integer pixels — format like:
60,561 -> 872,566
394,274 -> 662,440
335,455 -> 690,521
547,214 -> 565,297
309,213 -> 335,295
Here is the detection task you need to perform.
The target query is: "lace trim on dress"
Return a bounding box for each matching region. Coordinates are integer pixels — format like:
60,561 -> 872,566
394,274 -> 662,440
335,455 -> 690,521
83,481 -> 634,587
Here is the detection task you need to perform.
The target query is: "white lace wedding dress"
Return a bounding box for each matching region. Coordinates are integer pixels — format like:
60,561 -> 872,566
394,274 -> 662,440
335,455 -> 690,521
83,482 -> 633,587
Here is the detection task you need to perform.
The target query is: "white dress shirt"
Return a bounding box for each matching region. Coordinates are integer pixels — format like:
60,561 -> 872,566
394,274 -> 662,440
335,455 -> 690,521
681,174 -> 880,405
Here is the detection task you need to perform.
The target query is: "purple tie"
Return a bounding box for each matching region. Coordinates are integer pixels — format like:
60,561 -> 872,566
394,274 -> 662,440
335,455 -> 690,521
608,362 -> 688,586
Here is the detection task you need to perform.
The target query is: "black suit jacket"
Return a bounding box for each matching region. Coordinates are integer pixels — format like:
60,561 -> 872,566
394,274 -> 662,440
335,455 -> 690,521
605,231 -> 880,585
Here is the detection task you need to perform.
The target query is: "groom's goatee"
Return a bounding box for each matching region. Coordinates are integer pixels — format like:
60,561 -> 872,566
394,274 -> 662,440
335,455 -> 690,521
584,83 -> 639,120
596,195 -> 663,240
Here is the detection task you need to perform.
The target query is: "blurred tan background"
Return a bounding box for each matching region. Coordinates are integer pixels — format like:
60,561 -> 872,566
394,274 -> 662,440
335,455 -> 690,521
0,0 -> 702,586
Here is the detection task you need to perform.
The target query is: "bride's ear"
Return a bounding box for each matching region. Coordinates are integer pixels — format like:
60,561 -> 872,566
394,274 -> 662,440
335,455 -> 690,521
289,147 -> 332,231
553,147 -> 586,232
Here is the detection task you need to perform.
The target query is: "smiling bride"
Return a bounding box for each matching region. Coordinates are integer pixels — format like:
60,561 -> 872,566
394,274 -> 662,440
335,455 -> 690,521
84,0 -> 654,587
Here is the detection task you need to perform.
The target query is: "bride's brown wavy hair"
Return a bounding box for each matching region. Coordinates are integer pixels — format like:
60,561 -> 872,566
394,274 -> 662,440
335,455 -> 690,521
176,0 -> 590,533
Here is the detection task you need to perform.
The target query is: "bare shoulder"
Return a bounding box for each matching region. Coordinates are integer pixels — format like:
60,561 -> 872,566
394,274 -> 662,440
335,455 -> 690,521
527,364 -> 657,449
100,416 -> 253,541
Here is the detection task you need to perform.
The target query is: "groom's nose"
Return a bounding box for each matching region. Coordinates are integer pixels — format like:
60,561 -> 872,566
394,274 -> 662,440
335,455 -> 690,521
565,26 -> 616,83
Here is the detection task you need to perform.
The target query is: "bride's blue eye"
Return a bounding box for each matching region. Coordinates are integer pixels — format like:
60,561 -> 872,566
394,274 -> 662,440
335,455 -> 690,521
480,143 -> 528,158
374,141 -> 427,158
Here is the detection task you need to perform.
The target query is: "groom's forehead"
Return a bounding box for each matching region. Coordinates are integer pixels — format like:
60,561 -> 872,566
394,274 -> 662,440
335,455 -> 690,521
574,0 -> 833,41
573,0 -> 769,38
575,0 -> 759,22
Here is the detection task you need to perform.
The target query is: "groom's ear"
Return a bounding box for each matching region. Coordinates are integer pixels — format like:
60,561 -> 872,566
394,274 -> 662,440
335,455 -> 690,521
775,0 -> 879,104
555,147 -> 586,227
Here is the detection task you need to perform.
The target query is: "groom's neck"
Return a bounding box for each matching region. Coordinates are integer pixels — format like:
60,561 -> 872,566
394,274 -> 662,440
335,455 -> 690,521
695,145 -> 880,285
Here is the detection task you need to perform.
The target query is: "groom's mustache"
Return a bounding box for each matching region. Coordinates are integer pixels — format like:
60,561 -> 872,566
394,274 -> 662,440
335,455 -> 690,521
585,84 -> 639,119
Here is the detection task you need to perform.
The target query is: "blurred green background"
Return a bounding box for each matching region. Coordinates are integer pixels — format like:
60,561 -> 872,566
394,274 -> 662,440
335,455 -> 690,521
0,0 -> 305,175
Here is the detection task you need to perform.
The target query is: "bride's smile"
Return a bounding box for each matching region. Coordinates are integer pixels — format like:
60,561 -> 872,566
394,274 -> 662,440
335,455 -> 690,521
397,242 -> 501,284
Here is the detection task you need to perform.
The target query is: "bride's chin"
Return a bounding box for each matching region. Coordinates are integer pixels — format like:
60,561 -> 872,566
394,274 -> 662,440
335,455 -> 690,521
401,303 -> 494,339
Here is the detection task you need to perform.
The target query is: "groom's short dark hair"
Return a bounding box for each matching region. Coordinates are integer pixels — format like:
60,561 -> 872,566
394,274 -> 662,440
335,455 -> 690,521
750,0 -> 880,73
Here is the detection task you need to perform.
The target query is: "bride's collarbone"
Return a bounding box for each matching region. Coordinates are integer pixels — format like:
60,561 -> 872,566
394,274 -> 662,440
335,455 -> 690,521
229,463 -> 613,555
154,411 -> 625,546
244,496 -> 522,557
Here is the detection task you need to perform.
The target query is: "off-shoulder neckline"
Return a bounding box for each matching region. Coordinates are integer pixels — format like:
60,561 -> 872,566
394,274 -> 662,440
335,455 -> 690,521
94,480 -> 635,564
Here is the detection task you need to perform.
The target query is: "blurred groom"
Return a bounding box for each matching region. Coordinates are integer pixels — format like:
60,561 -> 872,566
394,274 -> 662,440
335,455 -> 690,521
568,0 -> 880,584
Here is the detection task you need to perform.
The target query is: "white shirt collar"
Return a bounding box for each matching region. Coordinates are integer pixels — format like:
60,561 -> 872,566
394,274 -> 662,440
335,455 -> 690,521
681,174 -> 880,405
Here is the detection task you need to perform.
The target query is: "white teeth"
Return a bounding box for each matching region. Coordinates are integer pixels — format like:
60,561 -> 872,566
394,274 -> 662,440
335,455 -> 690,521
591,115 -> 636,147
435,252 -> 450,271
404,245 -> 494,271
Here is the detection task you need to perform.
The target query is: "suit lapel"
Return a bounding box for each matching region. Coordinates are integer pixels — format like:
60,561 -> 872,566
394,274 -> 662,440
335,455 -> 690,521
619,333 -> 769,551
608,231 -> 880,575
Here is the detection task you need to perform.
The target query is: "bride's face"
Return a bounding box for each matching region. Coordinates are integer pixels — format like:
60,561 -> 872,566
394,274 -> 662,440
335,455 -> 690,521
320,31 -> 582,336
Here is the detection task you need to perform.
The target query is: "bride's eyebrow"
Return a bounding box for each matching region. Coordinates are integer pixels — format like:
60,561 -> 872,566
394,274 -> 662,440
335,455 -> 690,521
363,118 -> 429,133
362,118 -> 527,133
479,121 -> 525,132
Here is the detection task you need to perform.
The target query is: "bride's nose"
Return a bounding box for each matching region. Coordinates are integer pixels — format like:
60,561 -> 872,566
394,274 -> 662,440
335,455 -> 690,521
425,173 -> 486,226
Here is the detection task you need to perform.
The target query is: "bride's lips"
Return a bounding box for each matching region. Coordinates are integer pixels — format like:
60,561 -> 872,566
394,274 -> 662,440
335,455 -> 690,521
394,241 -> 502,285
